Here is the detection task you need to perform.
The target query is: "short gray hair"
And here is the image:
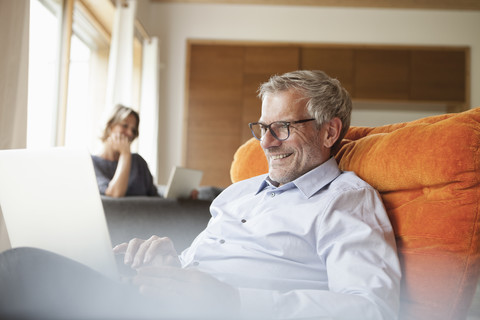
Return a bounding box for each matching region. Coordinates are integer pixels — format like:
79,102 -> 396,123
258,70 -> 352,150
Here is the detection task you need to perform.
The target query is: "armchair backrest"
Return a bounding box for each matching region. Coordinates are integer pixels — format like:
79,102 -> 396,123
230,107 -> 480,320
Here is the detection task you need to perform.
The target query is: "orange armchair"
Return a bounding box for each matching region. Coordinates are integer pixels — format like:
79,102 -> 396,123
230,107 -> 480,320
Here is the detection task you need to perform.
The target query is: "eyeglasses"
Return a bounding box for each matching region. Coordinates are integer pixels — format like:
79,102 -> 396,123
248,118 -> 315,141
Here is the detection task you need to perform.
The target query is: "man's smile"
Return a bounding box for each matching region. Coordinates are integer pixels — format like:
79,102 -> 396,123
269,152 -> 293,161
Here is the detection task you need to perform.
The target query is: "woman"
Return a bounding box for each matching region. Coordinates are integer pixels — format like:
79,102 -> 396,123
92,104 -> 158,197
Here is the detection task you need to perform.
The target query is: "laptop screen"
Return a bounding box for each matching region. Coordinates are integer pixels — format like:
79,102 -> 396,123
0,147 -> 118,279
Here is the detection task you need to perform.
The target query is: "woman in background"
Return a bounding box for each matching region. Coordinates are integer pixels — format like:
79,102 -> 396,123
92,104 -> 158,197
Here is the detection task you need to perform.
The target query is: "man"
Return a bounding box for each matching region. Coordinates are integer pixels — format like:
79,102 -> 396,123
114,70 -> 401,319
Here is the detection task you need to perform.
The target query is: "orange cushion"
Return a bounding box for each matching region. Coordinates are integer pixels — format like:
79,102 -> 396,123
230,137 -> 268,184
230,107 -> 480,320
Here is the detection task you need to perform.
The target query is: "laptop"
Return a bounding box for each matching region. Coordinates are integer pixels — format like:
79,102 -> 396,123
163,166 -> 203,200
0,147 -> 118,279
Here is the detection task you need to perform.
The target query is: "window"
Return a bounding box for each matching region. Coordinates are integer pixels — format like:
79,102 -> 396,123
64,34 -> 93,148
26,0 -> 157,178
28,0 -> 113,152
27,0 -> 59,148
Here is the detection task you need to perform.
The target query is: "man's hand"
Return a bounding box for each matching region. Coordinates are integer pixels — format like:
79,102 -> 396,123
113,236 -> 240,318
113,235 -> 181,269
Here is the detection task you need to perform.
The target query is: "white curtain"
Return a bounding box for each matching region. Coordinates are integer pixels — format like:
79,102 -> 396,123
104,0 -> 137,116
138,37 -> 159,179
0,0 -> 30,150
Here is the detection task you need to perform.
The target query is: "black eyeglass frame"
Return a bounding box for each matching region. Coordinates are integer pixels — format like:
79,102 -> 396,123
248,118 -> 316,141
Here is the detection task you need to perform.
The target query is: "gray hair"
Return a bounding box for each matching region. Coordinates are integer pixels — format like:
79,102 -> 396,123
258,70 -> 352,150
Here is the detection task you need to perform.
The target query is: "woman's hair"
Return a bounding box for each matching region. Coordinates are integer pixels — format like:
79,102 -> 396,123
258,70 -> 352,150
100,104 -> 140,142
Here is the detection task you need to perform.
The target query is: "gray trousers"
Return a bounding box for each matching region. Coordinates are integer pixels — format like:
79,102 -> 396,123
0,247 -> 158,319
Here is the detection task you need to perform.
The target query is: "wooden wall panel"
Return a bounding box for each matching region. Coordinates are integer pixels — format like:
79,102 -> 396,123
242,74 -> 265,142
300,47 -> 355,95
410,50 -> 466,102
242,46 -> 300,144
354,49 -> 410,100
243,46 -> 299,74
186,44 -> 245,187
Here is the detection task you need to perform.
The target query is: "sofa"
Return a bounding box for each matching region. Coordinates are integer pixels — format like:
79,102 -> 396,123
102,196 -> 213,252
231,107 -> 480,320
102,107 -> 480,320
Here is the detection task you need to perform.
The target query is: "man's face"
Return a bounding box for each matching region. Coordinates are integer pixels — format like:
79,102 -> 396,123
260,90 -> 331,185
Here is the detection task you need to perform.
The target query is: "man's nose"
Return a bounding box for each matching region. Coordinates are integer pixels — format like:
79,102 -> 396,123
260,128 -> 281,149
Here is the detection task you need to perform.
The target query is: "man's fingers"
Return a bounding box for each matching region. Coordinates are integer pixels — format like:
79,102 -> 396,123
125,236 -> 178,268
114,236 -> 180,269
144,237 -> 178,265
125,237 -> 148,266
112,242 -> 127,254
130,236 -> 159,267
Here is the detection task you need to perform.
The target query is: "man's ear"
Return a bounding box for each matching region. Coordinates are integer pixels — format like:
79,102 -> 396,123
323,117 -> 342,148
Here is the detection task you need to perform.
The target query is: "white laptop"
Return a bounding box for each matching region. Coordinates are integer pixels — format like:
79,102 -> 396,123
0,147 -> 118,279
163,166 -> 203,200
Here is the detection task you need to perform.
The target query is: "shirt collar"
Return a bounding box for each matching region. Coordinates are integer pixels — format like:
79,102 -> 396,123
255,157 -> 342,198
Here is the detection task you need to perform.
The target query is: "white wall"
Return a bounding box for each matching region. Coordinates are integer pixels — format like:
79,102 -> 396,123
145,3 -> 480,184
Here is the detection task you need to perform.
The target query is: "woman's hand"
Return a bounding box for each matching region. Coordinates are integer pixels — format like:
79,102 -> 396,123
106,132 -> 131,155
103,132 -> 132,197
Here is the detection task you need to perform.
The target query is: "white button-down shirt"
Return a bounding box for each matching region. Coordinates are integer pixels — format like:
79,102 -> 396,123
180,157 -> 401,320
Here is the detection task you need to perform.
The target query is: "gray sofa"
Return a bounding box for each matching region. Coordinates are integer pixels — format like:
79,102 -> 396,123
101,196 -> 212,253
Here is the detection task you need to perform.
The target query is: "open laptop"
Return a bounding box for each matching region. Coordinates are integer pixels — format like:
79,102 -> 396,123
163,166 -> 203,200
0,147 -> 118,279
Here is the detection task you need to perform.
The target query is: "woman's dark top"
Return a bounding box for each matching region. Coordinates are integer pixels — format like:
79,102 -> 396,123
91,153 -> 158,196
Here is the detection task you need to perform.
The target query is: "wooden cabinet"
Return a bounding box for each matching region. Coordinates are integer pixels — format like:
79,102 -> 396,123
185,41 -> 469,188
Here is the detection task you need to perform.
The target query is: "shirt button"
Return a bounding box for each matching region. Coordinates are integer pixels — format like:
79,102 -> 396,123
192,261 -> 199,266
219,239 -> 225,244
270,192 -> 275,197
241,219 -> 247,223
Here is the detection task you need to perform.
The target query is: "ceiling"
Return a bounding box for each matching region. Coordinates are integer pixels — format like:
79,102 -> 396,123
149,0 -> 480,11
